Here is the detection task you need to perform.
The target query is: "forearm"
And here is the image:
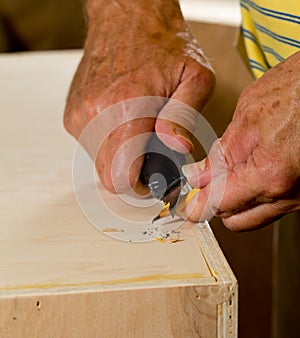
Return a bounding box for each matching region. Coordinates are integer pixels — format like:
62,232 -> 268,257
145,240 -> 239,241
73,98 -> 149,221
85,0 -> 183,22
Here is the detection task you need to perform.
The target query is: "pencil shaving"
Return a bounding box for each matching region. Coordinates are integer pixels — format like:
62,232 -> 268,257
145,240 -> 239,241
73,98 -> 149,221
156,237 -> 184,244
102,228 -> 125,233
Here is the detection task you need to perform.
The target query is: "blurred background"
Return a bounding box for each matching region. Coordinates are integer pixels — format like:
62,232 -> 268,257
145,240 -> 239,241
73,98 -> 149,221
1,1 -> 298,338
0,0 -> 85,52
0,0 -> 242,52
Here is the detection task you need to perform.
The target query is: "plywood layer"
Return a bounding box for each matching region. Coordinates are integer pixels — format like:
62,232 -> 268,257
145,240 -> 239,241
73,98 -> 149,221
0,51 -> 237,337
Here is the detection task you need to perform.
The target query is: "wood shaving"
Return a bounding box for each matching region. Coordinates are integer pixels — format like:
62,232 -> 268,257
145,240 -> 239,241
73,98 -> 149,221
102,228 -> 125,233
156,237 -> 184,244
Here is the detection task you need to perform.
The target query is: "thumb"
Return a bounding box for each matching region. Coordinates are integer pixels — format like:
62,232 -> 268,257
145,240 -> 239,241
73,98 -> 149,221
155,62 -> 215,153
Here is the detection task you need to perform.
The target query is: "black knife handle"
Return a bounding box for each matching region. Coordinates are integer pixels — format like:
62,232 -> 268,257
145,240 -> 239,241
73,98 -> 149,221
140,134 -> 186,201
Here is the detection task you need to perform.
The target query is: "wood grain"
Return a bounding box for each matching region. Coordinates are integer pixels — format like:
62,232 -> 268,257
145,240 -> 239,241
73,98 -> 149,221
0,51 -> 237,337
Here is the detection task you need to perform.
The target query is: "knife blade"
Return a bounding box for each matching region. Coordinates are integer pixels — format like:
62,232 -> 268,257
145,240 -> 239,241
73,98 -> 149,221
140,133 -> 197,222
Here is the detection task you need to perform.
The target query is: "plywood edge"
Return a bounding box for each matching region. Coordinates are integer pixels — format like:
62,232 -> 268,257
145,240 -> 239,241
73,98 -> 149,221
193,221 -> 236,285
0,273 -> 216,298
193,221 -> 238,337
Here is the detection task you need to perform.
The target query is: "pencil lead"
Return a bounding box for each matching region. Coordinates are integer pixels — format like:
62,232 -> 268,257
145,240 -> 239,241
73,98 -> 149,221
152,215 -> 161,224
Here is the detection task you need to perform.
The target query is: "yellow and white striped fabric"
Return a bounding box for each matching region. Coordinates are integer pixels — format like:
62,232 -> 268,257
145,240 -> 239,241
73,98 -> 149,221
240,0 -> 300,78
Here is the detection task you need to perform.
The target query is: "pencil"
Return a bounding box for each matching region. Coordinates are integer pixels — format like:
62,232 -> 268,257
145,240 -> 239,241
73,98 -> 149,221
152,188 -> 200,223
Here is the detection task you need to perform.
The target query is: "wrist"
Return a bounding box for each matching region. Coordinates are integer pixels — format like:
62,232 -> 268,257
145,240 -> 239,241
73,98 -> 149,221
85,0 -> 185,34
84,0 -> 188,56
85,0 -> 182,20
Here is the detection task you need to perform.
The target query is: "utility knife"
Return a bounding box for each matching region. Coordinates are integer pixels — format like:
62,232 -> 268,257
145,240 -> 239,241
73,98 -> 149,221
140,134 -> 198,222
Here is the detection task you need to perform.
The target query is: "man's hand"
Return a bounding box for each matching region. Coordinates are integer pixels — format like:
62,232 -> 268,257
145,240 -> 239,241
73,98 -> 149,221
64,0 -> 215,195
182,51 -> 300,230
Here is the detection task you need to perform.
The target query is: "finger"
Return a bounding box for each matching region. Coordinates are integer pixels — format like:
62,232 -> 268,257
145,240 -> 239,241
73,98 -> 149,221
96,118 -> 155,195
221,199 -> 300,231
182,138 -> 226,187
155,61 -> 215,153
89,97 -> 166,195
180,173 -> 227,222
183,147 -> 290,228
182,162 -> 262,223
179,116 -> 263,219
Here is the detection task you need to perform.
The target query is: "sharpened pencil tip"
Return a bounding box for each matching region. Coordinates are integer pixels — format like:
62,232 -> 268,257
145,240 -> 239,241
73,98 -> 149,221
152,215 -> 161,223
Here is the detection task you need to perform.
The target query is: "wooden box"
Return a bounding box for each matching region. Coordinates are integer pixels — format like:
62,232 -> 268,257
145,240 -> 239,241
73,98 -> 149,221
0,51 -> 237,337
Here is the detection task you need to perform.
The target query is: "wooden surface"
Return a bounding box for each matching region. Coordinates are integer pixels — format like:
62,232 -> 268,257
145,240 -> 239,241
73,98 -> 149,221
0,51 -> 237,337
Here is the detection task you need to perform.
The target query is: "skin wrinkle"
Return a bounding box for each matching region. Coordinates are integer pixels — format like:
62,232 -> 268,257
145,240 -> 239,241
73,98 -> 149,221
158,104 -> 199,133
182,51 -> 300,229
65,1 -> 299,229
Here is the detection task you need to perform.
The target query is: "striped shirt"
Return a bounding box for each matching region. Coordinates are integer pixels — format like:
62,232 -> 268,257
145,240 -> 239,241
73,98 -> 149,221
240,0 -> 300,78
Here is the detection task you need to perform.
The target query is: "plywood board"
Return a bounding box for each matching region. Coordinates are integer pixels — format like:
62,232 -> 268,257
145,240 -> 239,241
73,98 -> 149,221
0,51 -> 237,337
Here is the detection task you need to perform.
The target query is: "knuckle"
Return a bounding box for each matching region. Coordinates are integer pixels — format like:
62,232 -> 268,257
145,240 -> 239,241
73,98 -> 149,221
63,108 -> 82,138
192,62 -> 215,89
83,95 -> 99,121
63,113 -> 72,134
63,93 -> 101,138
63,110 -> 76,136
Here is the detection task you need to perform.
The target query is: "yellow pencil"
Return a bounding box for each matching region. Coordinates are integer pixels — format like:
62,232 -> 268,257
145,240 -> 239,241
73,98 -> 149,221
152,188 -> 200,223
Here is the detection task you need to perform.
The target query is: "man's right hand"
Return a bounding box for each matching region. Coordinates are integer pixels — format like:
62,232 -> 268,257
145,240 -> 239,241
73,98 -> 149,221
63,0 -> 215,196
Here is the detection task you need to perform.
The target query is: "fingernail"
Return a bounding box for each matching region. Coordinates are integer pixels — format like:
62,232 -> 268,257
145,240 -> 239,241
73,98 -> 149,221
173,127 -> 194,151
182,163 -> 197,179
182,160 -> 205,179
197,159 -> 206,171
